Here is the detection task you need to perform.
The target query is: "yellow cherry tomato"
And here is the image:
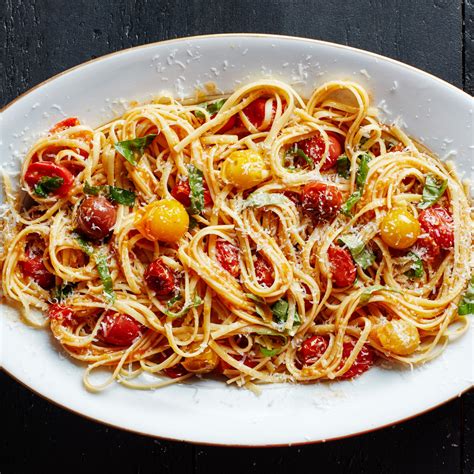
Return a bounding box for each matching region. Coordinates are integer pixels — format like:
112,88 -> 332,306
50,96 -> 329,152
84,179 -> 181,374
136,199 -> 189,242
221,149 -> 270,190
181,345 -> 219,374
373,319 -> 420,355
380,207 -> 421,249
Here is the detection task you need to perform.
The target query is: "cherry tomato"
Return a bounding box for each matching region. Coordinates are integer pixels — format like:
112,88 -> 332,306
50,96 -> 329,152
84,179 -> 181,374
389,143 -> 405,152
301,182 -> 343,223
414,235 -> 440,263
20,257 -> 55,289
99,312 -> 142,346
380,208 -> 421,249
327,245 -> 356,288
144,259 -> 176,296
48,304 -> 74,325
49,117 -> 80,134
254,256 -> 274,287
76,196 -> 117,240
216,238 -> 240,277
164,364 -> 188,378
242,98 -> 276,131
299,335 -> 329,365
170,178 -> 212,208
213,113 -> 236,133
24,162 -> 74,198
296,133 -> 342,171
418,205 -> 454,250
338,338 -> 374,379
220,354 -> 258,372
283,190 -> 301,205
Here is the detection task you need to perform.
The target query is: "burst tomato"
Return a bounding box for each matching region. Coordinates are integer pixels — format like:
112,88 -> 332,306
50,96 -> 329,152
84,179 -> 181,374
24,162 -> 74,198
216,238 -> 240,277
99,312 -> 141,346
299,335 -> 329,365
49,117 -> 80,134
144,259 -> 176,296
296,133 -> 342,171
20,257 -> 55,289
48,304 -> 73,325
242,97 -> 276,131
254,256 -> 274,287
418,205 -> 454,250
171,178 -> 212,208
327,245 -> 357,288
301,182 -> 343,223
338,338 -> 374,379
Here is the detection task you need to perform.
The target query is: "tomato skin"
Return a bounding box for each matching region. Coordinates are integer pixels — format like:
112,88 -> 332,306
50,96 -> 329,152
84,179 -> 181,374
297,133 -> 342,171
338,338 -> 374,379
144,259 -> 176,296
77,196 -> 117,240
301,182 -> 343,222
254,256 -> 274,287
164,364 -> 188,378
24,162 -> 74,198
20,257 -> 55,289
414,235 -> 440,263
216,238 -> 240,277
418,205 -> 454,250
170,178 -> 212,208
99,312 -> 141,346
242,98 -> 276,131
327,245 -> 357,288
299,335 -> 329,365
49,117 -> 80,134
213,113 -> 236,133
48,304 -> 73,325
283,190 -> 301,205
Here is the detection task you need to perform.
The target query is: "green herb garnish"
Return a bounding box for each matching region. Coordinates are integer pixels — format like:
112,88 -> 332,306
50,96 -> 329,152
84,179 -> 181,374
405,251 -> 424,279
51,282 -> 76,302
163,296 -> 203,319
337,155 -> 350,179
195,99 -> 227,119
84,182 -> 136,206
34,176 -> 64,198
341,153 -> 371,216
418,175 -> 448,209
458,275 -> 474,315
271,299 -> 301,330
341,190 -> 362,216
114,134 -> 157,166
338,234 -> 376,270
187,165 -> 205,214
359,285 -> 400,305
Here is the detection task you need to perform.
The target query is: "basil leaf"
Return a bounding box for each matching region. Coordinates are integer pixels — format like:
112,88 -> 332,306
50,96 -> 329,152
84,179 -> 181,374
51,282 -> 76,302
356,153 -> 371,189
206,99 -> 226,115
458,275 -> 474,315
271,299 -> 301,328
194,109 -> 206,120
114,134 -> 157,166
338,234 -> 375,270
188,165 -> 205,214
34,176 -> 64,198
259,346 -> 280,357
167,294 -> 182,307
405,251 -> 424,279
341,190 -> 362,216
108,187 -> 136,206
337,155 -> 350,179
242,192 -> 287,210
83,182 -> 136,206
295,148 -> 313,168
359,285 -> 400,305
163,296 -> 203,319
76,237 -> 115,303
418,175 -> 448,209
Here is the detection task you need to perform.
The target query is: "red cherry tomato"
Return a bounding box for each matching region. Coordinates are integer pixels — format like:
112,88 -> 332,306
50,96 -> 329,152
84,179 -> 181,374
99,312 -> 141,346
49,117 -> 80,134
418,205 -> 454,250
144,259 -> 176,296
338,338 -> 374,379
216,238 -> 240,277
327,245 -> 357,288
254,256 -> 274,287
20,257 -> 55,289
299,335 -> 329,365
297,133 -> 342,171
283,190 -> 301,205
24,162 -> 74,198
413,235 -> 440,263
48,304 -> 74,325
213,113 -> 236,133
164,364 -> 188,378
242,98 -> 276,131
76,196 -> 117,241
171,178 -> 212,208
301,182 -> 343,222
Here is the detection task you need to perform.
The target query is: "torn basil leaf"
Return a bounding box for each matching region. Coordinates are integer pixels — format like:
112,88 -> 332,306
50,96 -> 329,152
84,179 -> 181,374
271,299 -> 301,328
337,155 -> 350,179
458,275 -> 474,316
166,294 -> 182,307
355,153 -> 371,189
34,176 -> 64,198
114,134 -> 157,166
163,296 -> 203,319
187,165 -> 205,214
51,282 -> 76,302
341,190 -> 362,216
338,234 -> 375,270
405,251 -> 424,279
418,175 -> 448,209
259,346 -> 281,357
84,182 -> 136,206
195,99 -> 226,119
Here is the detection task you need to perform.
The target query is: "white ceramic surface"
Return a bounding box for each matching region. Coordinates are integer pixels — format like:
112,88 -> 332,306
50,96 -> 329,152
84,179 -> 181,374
1,34 -> 473,446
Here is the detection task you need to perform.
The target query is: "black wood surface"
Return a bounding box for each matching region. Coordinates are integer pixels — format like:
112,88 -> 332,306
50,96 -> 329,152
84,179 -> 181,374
1,1 -> 473,473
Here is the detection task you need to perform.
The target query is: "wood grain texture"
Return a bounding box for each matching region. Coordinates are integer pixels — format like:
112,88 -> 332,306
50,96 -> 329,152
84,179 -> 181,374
1,1 -> 472,473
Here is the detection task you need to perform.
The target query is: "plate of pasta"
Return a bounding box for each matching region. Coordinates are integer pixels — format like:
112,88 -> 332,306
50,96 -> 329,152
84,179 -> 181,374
1,34 -> 473,446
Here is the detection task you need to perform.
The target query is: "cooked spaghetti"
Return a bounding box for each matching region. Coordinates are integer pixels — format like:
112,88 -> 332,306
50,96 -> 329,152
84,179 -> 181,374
1,79 -> 472,392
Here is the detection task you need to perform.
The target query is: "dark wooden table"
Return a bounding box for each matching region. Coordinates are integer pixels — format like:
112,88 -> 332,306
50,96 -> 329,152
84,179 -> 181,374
1,1 -> 473,473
